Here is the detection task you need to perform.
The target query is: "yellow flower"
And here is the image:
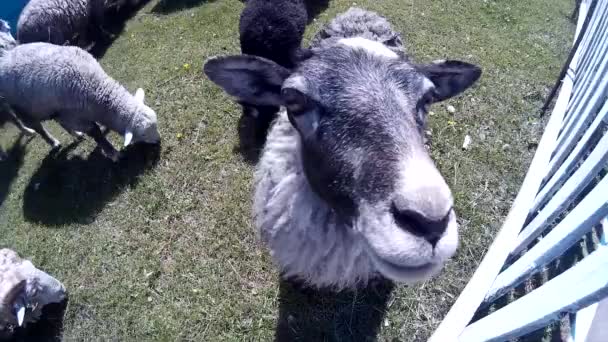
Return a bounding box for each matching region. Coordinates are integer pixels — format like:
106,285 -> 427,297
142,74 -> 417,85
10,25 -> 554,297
447,120 -> 456,126
183,63 -> 191,70
177,133 -> 184,139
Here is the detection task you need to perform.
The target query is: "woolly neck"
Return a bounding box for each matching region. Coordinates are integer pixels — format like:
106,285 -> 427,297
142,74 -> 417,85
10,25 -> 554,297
253,110 -> 375,288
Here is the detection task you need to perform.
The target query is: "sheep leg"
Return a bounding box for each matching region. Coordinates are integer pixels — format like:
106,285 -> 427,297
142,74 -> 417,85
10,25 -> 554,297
87,123 -> 119,162
1,105 -> 35,136
28,121 -> 61,150
0,147 -> 6,161
7,111 -> 35,136
57,121 -> 85,140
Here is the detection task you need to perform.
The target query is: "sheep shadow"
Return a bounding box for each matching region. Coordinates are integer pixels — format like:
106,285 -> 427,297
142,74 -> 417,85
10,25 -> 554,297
305,0 -> 331,23
274,278 -> 394,342
87,0 -> 152,59
0,135 -> 31,208
22,142 -> 160,226
151,0 -> 216,15
4,298 -> 69,342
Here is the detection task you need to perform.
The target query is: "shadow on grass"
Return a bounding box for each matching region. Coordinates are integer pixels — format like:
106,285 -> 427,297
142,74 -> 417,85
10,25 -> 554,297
275,278 -> 393,342
22,142 -> 160,226
4,299 -> 69,342
87,1 -> 152,58
0,135 -> 31,208
234,108 -> 275,165
305,0 -> 331,23
151,0 -> 216,15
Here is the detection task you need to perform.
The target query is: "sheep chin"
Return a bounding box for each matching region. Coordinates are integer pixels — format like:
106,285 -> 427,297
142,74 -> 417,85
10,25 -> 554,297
354,205 -> 458,284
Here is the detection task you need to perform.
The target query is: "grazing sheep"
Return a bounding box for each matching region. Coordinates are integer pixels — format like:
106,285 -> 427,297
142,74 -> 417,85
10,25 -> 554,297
0,21 -> 160,161
0,248 -> 67,335
205,7 -> 481,289
17,0 -> 143,48
238,0 -> 309,135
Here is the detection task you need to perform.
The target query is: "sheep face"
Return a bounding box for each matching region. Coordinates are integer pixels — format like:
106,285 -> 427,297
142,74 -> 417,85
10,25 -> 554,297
204,37 -> 481,284
0,249 -> 66,329
125,88 -> 160,146
0,20 -> 17,51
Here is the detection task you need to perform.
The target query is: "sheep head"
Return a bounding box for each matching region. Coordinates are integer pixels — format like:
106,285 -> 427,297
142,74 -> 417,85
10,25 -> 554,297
0,249 -> 66,331
204,9 -> 481,285
124,88 -> 160,147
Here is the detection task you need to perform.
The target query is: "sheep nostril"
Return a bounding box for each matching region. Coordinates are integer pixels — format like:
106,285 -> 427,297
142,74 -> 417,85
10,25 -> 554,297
390,203 -> 450,247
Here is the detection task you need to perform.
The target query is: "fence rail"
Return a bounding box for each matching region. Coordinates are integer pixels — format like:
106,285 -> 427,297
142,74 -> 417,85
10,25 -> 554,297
430,1 -> 608,341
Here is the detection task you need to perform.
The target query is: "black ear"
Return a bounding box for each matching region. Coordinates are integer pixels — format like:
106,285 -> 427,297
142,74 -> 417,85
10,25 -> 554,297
203,55 -> 291,107
417,60 -> 482,102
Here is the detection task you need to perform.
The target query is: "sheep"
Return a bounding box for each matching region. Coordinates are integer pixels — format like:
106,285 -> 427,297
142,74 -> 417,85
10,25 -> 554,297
16,0 -> 143,49
238,0 -> 309,137
204,7 -> 481,289
0,21 -> 35,161
0,248 -> 67,335
0,21 -> 160,161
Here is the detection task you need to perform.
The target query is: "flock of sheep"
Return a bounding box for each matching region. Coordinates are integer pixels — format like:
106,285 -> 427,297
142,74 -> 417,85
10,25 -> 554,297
0,0 -> 482,333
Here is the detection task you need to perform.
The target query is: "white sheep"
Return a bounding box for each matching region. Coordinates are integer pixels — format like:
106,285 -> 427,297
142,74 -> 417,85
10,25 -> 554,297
205,7 -> 481,289
0,248 -> 67,335
0,21 -> 35,161
0,20 -> 160,161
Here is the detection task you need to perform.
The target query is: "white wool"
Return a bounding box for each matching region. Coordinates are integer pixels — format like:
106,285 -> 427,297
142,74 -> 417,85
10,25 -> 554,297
0,42 -> 158,146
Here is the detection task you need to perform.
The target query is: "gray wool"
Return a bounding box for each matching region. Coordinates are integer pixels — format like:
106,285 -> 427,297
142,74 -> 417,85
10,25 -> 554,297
0,249 -> 66,332
0,42 -> 156,137
310,7 -> 406,56
254,111 -> 377,289
17,0 -> 89,44
16,0 -> 138,45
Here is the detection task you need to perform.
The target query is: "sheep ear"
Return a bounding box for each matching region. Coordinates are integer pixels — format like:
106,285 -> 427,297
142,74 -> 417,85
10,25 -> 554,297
0,20 -> 10,33
203,55 -> 290,107
134,88 -> 145,102
16,304 -> 25,326
124,131 -> 133,147
417,60 -> 482,102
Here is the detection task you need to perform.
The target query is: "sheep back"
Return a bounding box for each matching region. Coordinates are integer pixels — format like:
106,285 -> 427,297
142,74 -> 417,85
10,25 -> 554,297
310,7 -> 406,56
17,0 -> 90,45
239,0 -> 307,68
0,43 -> 131,128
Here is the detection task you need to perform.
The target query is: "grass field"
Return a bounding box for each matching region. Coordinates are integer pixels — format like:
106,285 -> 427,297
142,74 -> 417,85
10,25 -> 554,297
0,0 -> 575,340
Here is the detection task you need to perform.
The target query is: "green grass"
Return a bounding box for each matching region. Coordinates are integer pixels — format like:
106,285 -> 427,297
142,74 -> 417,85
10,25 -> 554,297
0,0 -> 575,340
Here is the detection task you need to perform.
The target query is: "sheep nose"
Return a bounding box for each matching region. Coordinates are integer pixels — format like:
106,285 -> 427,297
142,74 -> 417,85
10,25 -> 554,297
390,201 -> 451,247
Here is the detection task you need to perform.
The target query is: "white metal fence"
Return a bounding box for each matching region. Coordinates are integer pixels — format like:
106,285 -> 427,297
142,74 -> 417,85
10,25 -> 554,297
430,1 -> 608,341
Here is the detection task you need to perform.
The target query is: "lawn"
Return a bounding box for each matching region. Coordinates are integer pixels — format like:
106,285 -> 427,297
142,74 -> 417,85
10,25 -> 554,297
0,0 -> 575,340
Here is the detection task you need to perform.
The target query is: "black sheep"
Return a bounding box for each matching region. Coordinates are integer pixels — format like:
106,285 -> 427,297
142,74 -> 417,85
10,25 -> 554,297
238,0 -> 308,140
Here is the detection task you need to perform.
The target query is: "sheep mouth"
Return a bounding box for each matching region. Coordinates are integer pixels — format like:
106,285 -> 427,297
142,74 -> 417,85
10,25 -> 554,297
364,244 -> 440,282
